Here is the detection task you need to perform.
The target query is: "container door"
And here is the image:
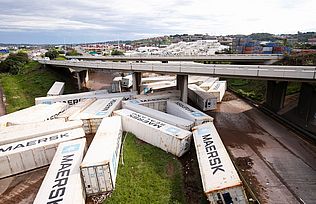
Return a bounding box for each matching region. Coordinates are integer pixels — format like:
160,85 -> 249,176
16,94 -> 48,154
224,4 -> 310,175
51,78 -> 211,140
81,167 -> 93,195
103,164 -> 113,191
96,165 -> 108,192
88,167 -> 100,194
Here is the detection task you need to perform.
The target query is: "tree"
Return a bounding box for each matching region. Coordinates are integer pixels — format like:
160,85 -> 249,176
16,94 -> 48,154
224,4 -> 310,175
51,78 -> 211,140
45,49 -> 59,59
0,52 -> 29,74
66,49 -> 81,56
111,49 -> 124,55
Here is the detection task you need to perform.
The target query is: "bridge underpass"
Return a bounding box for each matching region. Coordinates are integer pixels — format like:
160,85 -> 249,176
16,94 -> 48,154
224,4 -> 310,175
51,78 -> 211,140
39,60 -> 316,132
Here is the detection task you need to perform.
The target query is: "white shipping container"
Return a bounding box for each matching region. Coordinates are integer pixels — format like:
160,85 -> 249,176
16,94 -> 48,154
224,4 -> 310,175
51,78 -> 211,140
122,74 -> 133,88
199,77 -> 219,91
188,84 -> 217,111
114,109 -> 192,157
207,81 -> 227,102
122,101 -> 194,130
35,90 -> 136,106
0,103 -> 68,127
141,80 -> 176,93
57,98 -> 96,121
166,100 -> 213,126
192,123 -> 247,204
33,138 -> 87,204
47,81 -> 65,96
132,90 -> 180,100
69,98 -> 122,134
0,128 -> 85,179
0,119 -> 83,145
81,116 -> 122,196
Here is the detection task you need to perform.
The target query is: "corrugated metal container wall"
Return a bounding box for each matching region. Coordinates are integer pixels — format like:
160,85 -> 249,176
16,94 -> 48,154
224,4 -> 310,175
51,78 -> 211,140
0,119 -> 83,145
80,116 -> 122,196
122,101 -> 194,130
33,138 -> 87,204
132,90 -> 181,100
207,81 -> 227,102
192,123 -> 247,204
0,128 -> 85,179
0,103 -> 68,127
69,98 -> 122,134
188,84 -> 217,111
57,98 -> 96,121
114,109 -> 192,157
35,91 -> 137,106
47,81 -> 65,96
166,100 -> 213,126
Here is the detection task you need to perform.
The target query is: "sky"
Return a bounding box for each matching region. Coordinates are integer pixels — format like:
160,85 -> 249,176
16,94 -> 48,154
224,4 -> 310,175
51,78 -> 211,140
0,0 -> 315,44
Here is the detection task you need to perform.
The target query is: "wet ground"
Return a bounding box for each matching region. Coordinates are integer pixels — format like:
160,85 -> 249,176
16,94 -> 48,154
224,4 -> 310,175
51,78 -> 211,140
207,92 -> 316,204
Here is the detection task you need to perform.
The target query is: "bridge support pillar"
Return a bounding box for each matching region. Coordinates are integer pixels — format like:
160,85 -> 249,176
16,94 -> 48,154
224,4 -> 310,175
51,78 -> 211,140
177,74 -> 188,103
297,83 -> 316,125
76,72 -> 82,90
132,72 -> 142,94
265,80 -> 288,111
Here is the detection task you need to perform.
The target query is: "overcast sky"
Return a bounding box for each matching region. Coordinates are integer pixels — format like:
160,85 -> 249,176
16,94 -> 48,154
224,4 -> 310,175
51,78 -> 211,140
0,0 -> 315,44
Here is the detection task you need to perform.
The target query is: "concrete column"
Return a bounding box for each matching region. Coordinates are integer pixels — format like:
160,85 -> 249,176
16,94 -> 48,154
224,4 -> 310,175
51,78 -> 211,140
132,72 -> 142,94
297,83 -> 316,124
265,80 -> 288,112
84,70 -> 89,84
76,72 -> 81,90
176,74 -> 188,103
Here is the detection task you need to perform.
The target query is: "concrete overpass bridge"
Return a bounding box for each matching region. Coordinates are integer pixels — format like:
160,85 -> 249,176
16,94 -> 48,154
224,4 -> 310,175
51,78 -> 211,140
66,54 -> 284,64
39,60 -> 316,124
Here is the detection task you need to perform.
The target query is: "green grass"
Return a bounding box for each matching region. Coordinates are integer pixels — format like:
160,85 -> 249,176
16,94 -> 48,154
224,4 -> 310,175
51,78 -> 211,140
0,61 -> 77,113
227,79 -> 266,102
105,133 -> 185,204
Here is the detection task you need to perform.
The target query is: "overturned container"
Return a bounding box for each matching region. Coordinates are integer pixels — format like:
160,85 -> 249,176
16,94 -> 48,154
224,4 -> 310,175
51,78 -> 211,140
122,101 -> 194,130
0,127 -> 85,179
0,119 -> 83,145
188,84 -> 217,111
47,81 -> 65,96
199,77 -> 219,91
57,98 -> 96,121
35,90 -> 137,106
33,138 -> 87,204
207,81 -> 227,102
166,100 -> 213,126
192,122 -> 248,204
0,103 -> 68,127
80,116 -> 122,197
114,109 -> 192,157
68,97 -> 122,134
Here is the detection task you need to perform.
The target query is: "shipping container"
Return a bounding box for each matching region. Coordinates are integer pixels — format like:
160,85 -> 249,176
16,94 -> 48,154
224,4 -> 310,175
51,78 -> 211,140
0,103 -> 68,127
192,123 -> 248,204
141,80 -> 176,93
188,75 -> 210,85
114,109 -> 192,157
57,98 -> 96,121
166,100 -> 213,125
132,90 -> 180,100
207,81 -> 227,102
35,89 -> 136,106
199,77 -> 219,91
0,128 -> 85,179
122,74 -> 133,88
141,75 -> 175,83
33,138 -> 87,204
188,84 -> 217,111
47,81 -> 65,96
122,101 -> 194,130
81,116 -> 122,196
0,119 -> 83,145
69,98 -> 122,134
111,77 -> 122,93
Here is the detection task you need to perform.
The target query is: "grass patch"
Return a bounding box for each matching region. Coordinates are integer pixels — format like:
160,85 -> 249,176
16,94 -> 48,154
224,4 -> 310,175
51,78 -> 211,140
227,79 -> 266,102
0,61 -> 77,113
105,133 -> 185,204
